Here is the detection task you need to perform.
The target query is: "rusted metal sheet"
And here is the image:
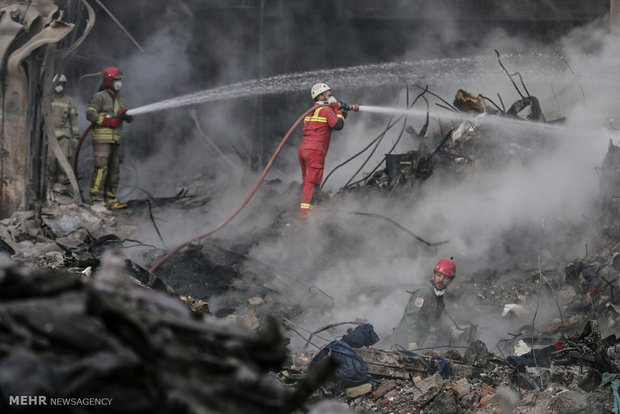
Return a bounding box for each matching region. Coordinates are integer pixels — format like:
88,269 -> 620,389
340,0 -> 609,21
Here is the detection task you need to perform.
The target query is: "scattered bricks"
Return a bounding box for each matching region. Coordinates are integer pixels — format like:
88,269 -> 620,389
410,373 -> 444,406
477,393 -> 501,407
521,392 -> 536,406
373,379 -> 397,399
346,383 -> 372,399
377,398 -> 390,408
450,377 -> 472,398
481,383 -> 495,395
383,390 -> 399,401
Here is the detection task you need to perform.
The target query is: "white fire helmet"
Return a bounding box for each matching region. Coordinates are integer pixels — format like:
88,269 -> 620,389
53,73 -> 67,84
311,83 -> 331,100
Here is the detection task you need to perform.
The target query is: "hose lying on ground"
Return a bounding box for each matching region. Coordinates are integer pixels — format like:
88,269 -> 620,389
148,105 -> 321,273
333,210 -> 449,247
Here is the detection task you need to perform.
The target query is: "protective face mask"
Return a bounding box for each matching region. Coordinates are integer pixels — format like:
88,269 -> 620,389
54,85 -> 64,94
113,80 -> 122,91
433,287 -> 446,297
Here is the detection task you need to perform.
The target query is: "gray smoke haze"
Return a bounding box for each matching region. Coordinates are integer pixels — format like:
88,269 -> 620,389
239,20 -> 619,350
71,2 -> 620,352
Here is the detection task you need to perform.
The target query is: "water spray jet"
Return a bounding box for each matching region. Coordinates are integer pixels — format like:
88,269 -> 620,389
356,105 -> 573,137
122,52 -> 568,118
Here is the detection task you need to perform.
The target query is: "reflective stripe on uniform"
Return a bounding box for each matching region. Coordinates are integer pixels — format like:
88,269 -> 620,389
305,107 -> 327,123
91,168 -> 105,192
300,203 -> 313,210
90,98 -> 122,142
92,128 -> 120,141
52,102 -> 71,108
305,116 -> 327,122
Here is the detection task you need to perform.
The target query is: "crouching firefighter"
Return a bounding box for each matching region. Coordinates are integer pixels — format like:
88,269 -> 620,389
86,66 -> 134,209
298,82 -> 350,219
392,258 -> 464,350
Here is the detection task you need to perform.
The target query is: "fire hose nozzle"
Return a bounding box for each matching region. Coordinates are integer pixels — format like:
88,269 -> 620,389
339,101 -> 359,112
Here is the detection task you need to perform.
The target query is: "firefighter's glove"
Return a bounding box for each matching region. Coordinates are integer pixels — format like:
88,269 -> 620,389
101,116 -> 121,128
338,101 -> 352,111
327,96 -> 339,112
117,108 -> 131,122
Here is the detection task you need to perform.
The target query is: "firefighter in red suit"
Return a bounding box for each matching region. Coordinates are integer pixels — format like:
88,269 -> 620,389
298,83 -> 345,219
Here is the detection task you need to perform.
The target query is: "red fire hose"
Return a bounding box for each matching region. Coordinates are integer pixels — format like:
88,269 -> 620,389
73,124 -> 93,178
148,105 -> 321,273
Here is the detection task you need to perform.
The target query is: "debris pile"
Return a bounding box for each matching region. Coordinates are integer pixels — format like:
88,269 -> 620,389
0,252 -> 335,413
285,322 -> 618,413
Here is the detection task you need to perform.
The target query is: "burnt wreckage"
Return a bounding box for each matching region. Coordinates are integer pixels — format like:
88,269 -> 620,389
328,52 -> 555,197
349,87 -> 550,195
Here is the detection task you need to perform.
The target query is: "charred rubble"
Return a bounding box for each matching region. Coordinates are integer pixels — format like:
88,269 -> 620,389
0,251 -> 338,414
2,61 -> 620,413
1,131 -> 619,413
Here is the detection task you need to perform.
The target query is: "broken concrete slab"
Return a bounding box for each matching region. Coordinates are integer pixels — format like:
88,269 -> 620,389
450,377 -> 472,398
345,383 -> 372,399
410,373 -> 444,406
355,348 -> 429,379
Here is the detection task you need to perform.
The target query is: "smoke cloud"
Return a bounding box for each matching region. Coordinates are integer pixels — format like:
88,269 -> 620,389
71,2 -> 620,353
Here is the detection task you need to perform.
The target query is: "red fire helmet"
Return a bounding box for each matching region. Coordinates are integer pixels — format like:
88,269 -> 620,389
101,66 -> 124,88
434,257 -> 456,278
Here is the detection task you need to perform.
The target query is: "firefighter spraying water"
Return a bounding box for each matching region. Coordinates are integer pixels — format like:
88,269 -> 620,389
86,67 -> 134,210
298,83 -> 355,219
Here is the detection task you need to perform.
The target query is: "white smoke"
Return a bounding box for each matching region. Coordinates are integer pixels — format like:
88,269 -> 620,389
78,2 -> 620,353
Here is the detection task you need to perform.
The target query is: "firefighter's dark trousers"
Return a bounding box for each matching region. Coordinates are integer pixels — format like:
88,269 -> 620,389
47,134 -> 71,184
90,141 -> 120,203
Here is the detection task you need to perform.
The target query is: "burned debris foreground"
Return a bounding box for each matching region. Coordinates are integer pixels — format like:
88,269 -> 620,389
0,252 -> 338,413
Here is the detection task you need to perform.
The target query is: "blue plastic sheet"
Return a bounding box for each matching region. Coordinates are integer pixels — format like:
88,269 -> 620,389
602,373 -> 620,414
341,324 -> 380,348
310,340 -> 375,388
